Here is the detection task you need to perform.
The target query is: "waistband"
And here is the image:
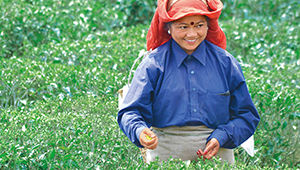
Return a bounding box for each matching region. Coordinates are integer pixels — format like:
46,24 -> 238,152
152,125 -> 214,136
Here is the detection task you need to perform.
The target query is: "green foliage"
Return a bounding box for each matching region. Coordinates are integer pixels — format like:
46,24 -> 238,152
0,0 -> 153,58
220,5 -> 300,167
221,0 -> 300,22
0,96 -> 142,169
116,0 -> 156,26
1,0 -> 300,169
0,25 -> 147,108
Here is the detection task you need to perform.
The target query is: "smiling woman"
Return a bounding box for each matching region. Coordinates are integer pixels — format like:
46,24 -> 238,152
118,0 -> 260,165
168,15 -> 208,55
146,0 -> 226,51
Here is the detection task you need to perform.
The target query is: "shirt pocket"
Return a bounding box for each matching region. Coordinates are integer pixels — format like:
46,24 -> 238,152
202,90 -> 231,127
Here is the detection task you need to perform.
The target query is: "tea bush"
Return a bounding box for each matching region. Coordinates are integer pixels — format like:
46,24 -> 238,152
1,96 -> 295,169
1,0 -> 300,169
0,96 -> 144,169
221,4 -> 300,167
0,24 -> 147,108
0,0 -> 154,58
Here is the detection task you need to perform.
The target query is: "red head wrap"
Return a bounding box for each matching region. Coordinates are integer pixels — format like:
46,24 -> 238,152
146,0 -> 226,51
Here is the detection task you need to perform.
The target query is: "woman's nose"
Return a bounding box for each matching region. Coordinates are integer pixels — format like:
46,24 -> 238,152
187,28 -> 197,37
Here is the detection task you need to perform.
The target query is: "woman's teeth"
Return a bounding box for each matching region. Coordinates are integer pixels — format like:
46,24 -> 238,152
186,39 -> 196,42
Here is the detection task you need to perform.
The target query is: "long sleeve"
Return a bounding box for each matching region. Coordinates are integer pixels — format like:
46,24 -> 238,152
207,56 -> 260,148
117,54 -> 162,148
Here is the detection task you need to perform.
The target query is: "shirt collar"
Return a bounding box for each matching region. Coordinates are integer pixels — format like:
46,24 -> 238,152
172,39 -> 207,67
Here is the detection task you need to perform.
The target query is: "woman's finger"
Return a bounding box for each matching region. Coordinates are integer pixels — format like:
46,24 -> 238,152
203,138 -> 220,159
197,149 -> 206,160
143,128 -> 156,139
147,136 -> 158,149
139,128 -> 158,149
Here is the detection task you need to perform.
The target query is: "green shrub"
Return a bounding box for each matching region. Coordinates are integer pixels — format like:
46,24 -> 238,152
1,0 -> 300,169
221,13 -> 300,168
1,96 -> 299,169
0,96 -> 143,169
221,0 -> 300,22
0,0 -> 153,59
0,24 -> 148,109
116,0 -> 156,26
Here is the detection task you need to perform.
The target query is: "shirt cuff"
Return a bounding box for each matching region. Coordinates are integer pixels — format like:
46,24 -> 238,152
208,129 -> 229,147
136,126 -> 147,143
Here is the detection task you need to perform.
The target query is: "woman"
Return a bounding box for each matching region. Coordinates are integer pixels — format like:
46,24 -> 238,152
118,0 -> 260,164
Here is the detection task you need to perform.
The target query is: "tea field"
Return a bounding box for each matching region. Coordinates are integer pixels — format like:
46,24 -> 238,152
0,0 -> 300,169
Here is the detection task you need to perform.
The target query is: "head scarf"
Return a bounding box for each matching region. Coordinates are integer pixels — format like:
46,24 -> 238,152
146,0 -> 226,51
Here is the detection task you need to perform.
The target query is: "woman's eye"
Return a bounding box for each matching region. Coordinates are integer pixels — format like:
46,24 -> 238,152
196,24 -> 204,28
180,26 -> 188,29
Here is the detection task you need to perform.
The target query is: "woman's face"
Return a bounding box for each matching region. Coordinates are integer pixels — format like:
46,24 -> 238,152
169,15 -> 208,55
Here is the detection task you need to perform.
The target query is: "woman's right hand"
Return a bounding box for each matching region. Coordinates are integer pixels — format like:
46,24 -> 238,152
139,128 -> 158,149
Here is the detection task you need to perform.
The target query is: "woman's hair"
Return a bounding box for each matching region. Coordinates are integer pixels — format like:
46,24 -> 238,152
165,22 -> 173,31
206,16 -> 210,26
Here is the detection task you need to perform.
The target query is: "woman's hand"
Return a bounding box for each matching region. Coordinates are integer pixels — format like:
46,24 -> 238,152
139,128 -> 158,150
197,138 -> 220,160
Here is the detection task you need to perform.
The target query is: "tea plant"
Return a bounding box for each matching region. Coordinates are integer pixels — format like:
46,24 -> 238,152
1,0 -> 300,169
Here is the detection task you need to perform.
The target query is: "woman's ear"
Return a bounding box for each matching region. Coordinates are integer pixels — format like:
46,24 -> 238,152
165,22 -> 172,34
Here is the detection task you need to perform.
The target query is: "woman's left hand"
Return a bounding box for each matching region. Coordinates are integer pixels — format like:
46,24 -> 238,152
197,138 -> 220,160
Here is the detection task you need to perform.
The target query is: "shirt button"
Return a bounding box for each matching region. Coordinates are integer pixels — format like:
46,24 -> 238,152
191,71 -> 195,75
193,109 -> 197,112
192,88 -> 196,92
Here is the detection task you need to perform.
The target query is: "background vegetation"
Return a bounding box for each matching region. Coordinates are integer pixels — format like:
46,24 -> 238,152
1,0 -> 299,169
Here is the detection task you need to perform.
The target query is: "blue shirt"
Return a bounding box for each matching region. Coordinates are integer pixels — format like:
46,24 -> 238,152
118,39 -> 260,149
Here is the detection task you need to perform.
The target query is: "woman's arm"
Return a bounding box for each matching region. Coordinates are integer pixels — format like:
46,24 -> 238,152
117,55 -> 162,148
207,56 -> 260,148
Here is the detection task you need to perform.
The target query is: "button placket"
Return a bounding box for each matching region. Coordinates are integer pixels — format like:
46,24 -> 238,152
186,56 -> 198,117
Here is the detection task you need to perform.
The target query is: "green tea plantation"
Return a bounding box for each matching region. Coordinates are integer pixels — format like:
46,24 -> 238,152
0,0 -> 299,169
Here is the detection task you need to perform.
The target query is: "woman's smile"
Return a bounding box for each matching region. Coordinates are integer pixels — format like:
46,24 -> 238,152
185,39 -> 197,44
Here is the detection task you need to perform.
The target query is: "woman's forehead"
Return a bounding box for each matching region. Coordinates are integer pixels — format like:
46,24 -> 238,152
173,15 -> 207,24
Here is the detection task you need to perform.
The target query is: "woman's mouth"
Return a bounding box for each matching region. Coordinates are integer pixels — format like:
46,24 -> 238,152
185,39 -> 197,44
